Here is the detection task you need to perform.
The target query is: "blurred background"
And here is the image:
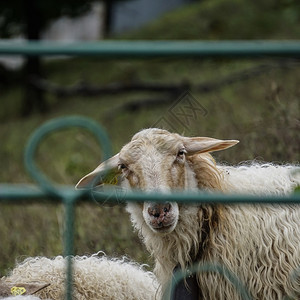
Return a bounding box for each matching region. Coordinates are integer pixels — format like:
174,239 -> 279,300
0,0 -> 299,275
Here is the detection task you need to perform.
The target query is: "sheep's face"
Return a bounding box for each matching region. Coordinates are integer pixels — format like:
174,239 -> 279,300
119,130 -> 187,192
118,130 -> 187,233
76,128 -> 239,234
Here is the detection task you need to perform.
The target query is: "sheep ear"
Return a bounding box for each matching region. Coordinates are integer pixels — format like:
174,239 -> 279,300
75,154 -> 120,189
0,281 -> 50,296
183,137 -> 239,154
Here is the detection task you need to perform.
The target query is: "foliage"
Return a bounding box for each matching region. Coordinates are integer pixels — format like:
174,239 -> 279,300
122,0 -> 300,40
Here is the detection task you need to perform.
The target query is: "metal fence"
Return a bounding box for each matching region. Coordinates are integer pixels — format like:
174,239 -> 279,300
0,40 -> 300,300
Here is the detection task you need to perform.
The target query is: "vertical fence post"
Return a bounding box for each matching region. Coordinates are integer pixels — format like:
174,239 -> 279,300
63,196 -> 76,300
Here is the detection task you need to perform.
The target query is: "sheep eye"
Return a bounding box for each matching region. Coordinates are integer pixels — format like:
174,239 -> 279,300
177,149 -> 186,157
118,163 -> 127,170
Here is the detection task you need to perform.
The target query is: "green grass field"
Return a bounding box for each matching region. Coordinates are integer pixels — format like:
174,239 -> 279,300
0,0 -> 299,275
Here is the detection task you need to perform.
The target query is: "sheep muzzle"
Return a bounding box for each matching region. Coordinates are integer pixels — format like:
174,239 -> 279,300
143,202 -> 179,233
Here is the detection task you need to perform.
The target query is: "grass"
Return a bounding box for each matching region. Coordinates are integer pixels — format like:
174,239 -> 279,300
0,0 -> 300,275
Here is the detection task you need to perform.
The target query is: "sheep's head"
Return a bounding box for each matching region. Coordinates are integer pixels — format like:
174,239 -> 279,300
76,128 -> 238,233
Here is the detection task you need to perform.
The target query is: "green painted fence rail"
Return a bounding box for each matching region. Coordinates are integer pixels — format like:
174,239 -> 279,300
1,183 -> 300,205
1,40 -> 300,58
1,40 -> 300,299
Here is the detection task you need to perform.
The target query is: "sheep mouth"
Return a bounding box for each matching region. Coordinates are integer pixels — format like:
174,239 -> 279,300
150,222 -> 176,233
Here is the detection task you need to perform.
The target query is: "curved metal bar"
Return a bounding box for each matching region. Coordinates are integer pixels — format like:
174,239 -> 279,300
23,116 -> 113,300
24,116 -> 112,197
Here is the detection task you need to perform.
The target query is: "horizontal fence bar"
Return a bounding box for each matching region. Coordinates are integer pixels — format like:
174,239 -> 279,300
0,40 -> 300,58
0,184 -> 299,204
0,184 -> 71,202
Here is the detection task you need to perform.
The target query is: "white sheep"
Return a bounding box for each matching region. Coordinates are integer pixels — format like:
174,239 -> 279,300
1,253 -> 159,300
76,128 -> 300,300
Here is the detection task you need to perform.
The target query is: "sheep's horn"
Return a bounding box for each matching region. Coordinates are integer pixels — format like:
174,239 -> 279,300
75,153 -> 120,189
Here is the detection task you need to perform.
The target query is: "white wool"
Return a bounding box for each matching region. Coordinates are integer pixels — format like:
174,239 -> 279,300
221,162 -> 300,195
3,254 -> 159,300
127,162 -> 300,299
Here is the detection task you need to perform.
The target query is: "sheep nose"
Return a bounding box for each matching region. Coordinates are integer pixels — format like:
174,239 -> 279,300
148,203 -> 171,220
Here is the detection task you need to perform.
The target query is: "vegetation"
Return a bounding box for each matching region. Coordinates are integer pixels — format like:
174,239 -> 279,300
0,0 -> 299,275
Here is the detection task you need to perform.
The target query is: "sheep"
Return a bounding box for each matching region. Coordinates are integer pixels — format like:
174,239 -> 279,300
76,128 -> 300,299
1,253 -> 159,300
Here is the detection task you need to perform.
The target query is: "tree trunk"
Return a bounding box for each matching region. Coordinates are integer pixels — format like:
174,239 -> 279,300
22,0 -> 47,116
103,0 -> 113,38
